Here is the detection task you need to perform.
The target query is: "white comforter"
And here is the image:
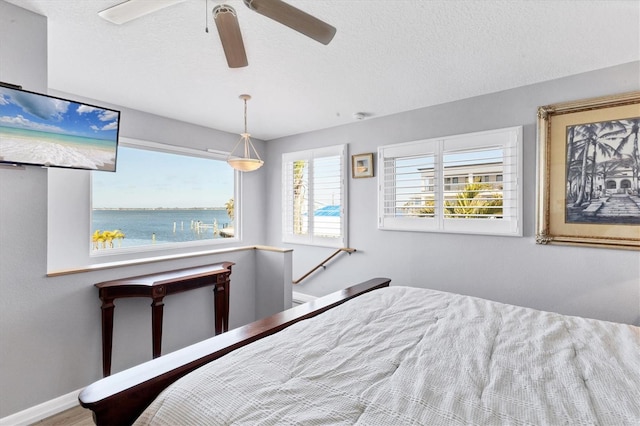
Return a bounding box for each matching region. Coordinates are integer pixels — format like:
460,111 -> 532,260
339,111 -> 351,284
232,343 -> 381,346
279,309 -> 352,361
135,286 -> 640,425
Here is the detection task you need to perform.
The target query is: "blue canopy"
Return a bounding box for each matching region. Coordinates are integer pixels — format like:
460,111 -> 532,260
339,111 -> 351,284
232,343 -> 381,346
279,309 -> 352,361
314,205 -> 341,217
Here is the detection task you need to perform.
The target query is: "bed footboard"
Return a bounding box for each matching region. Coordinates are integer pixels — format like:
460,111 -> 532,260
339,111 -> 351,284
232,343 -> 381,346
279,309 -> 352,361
79,277 -> 391,425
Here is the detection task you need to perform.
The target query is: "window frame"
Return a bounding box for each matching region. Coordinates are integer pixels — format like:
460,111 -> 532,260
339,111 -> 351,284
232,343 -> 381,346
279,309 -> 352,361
282,144 -> 348,248
90,139 -> 241,258
378,126 -> 523,237
46,136 -> 242,273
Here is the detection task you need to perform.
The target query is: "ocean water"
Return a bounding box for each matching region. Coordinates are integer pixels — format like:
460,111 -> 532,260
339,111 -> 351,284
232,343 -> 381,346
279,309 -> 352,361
92,209 -> 233,249
0,125 -> 116,149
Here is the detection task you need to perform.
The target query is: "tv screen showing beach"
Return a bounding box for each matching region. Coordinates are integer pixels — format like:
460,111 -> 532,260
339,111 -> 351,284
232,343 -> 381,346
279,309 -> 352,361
0,86 -> 119,171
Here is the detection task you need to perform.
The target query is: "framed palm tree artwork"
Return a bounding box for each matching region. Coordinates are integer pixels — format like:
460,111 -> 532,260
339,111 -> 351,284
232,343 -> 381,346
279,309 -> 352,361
536,91 -> 640,250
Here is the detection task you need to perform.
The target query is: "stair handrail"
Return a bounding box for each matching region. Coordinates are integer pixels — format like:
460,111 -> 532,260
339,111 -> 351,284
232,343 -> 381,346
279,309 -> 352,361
292,247 -> 356,284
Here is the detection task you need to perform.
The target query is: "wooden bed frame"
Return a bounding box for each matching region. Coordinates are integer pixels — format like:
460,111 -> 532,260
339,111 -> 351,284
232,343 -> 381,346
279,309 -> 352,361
79,277 -> 391,425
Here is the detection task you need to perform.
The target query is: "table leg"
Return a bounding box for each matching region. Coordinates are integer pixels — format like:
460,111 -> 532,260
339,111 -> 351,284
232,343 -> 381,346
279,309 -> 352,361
213,278 -> 229,334
100,298 -> 115,377
223,279 -> 229,332
151,297 -> 164,358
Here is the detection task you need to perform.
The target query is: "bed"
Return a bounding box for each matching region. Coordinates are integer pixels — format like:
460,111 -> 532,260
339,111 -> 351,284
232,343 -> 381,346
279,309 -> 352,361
79,277 -> 640,425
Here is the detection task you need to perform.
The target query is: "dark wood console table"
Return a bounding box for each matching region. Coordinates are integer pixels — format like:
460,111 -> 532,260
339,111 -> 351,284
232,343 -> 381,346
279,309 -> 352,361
95,262 -> 234,377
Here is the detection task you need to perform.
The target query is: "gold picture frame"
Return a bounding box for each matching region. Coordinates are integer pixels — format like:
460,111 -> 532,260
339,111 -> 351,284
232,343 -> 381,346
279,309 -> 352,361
536,91 -> 640,250
352,153 -> 374,178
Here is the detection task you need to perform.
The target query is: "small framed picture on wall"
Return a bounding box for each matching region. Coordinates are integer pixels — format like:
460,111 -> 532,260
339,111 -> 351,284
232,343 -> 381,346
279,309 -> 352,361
352,153 -> 374,178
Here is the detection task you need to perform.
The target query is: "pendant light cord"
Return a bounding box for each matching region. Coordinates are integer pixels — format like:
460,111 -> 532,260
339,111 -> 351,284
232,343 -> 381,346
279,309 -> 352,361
205,0 -> 209,33
244,97 -> 248,134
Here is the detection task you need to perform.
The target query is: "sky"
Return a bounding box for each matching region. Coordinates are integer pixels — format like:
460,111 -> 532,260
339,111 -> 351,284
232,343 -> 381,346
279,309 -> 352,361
0,86 -> 119,141
92,146 -> 234,208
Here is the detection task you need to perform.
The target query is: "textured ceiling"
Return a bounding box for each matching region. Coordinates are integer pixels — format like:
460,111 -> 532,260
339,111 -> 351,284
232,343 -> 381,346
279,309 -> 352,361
4,0 -> 640,141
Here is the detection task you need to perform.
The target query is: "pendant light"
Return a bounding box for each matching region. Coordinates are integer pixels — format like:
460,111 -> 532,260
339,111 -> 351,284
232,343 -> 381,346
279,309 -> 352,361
227,94 -> 264,172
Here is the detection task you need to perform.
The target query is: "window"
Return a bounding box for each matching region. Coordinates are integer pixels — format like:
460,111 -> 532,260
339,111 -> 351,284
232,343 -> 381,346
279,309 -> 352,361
91,141 -> 238,252
378,126 -> 522,236
282,144 -> 347,247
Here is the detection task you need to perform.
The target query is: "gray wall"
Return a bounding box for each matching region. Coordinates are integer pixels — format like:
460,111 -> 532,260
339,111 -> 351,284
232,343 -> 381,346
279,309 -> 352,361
0,1 -> 273,417
1,0 -> 639,419
264,62 -> 640,326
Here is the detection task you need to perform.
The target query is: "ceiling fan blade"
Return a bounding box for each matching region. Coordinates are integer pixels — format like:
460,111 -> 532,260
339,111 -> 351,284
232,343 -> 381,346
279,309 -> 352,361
213,5 -> 249,68
98,0 -> 185,25
243,0 -> 336,45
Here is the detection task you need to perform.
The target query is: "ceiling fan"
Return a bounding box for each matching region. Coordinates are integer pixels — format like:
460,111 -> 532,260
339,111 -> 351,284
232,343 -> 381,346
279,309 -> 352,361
98,0 -> 337,68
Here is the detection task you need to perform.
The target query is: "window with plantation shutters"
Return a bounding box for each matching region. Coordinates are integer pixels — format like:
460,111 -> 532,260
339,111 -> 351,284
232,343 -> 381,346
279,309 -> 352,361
283,144 -> 347,247
378,126 -> 522,236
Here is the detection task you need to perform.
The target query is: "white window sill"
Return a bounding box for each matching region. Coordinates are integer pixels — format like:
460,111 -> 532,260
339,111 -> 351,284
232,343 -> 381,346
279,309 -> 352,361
46,245 -> 292,277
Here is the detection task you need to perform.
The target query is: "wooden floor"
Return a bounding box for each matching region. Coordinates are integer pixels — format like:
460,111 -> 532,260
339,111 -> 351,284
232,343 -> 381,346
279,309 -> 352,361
31,406 -> 94,426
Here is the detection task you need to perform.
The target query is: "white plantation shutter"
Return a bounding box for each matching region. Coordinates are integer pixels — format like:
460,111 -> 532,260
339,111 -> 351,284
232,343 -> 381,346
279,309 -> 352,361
379,141 -> 439,232
283,145 -> 347,247
312,155 -> 343,238
379,126 -> 522,236
283,158 -> 309,237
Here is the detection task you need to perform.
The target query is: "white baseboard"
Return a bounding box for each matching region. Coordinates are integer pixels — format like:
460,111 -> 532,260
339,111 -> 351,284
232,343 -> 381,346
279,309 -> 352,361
292,291 -> 318,305
0,388 -> 82,426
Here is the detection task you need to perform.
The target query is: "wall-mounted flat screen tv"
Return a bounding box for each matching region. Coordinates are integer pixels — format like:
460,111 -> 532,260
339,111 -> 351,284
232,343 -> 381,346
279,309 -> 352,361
0,85 -> 120,172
